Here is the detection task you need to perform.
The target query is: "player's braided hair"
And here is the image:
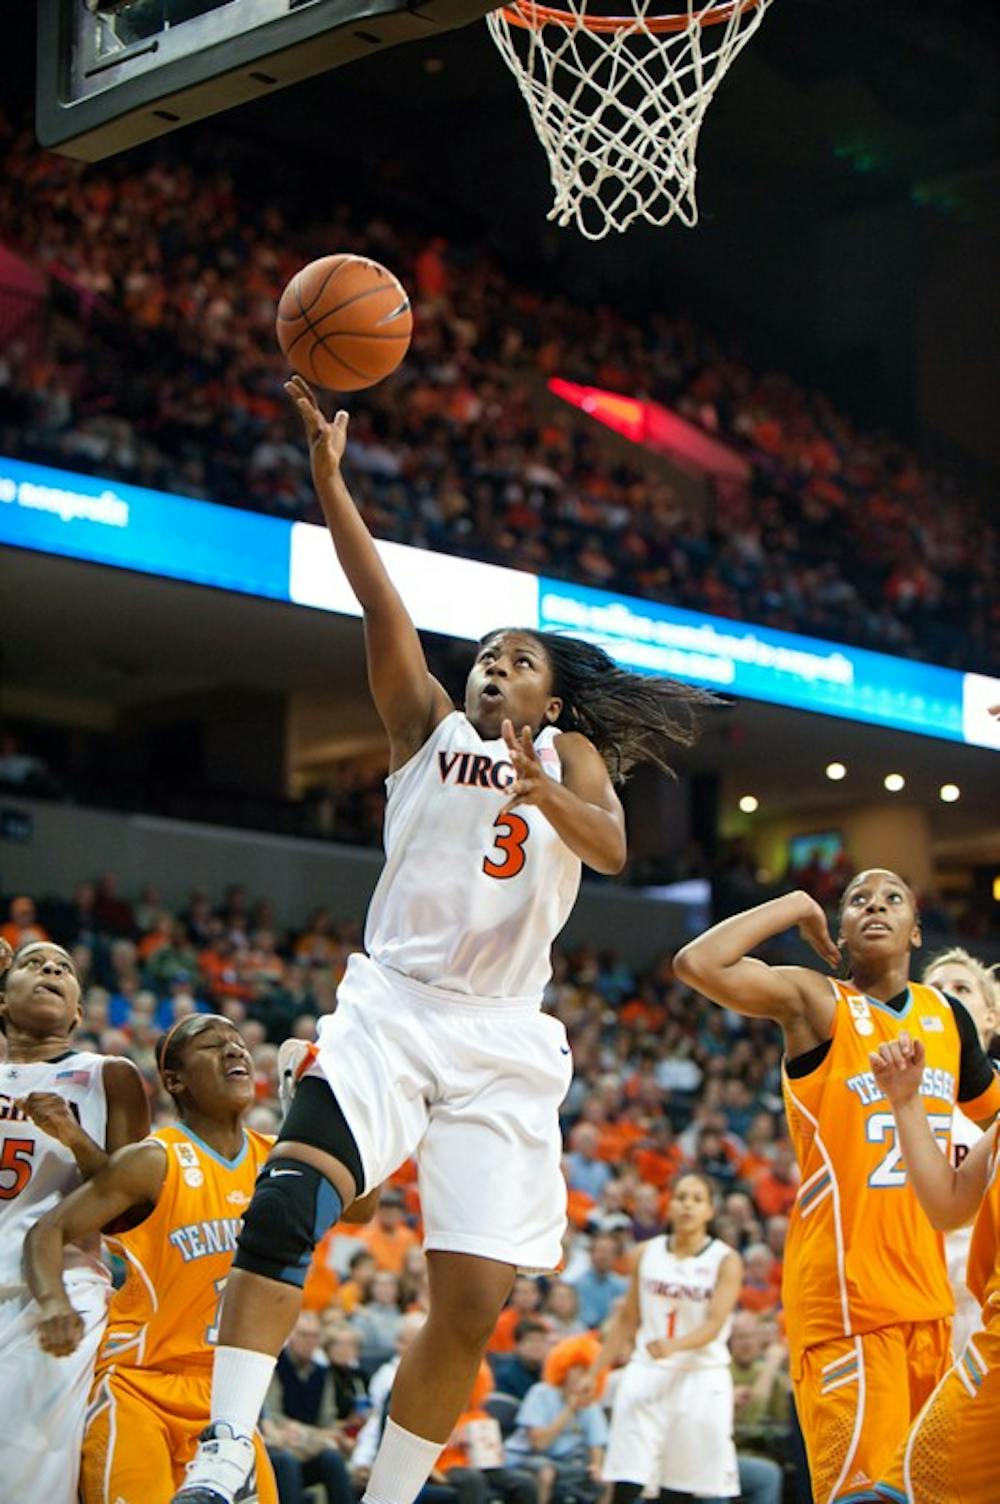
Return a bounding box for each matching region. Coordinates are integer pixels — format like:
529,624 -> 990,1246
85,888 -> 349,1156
483,629 -> 719,783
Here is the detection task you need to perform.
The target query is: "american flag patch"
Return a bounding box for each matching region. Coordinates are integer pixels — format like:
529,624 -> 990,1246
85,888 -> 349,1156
54,1067 -> 91,1085
921,1017 -> 945,1033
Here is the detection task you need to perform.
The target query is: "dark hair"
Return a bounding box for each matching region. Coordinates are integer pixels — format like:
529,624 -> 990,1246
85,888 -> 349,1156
672,1168 -> 720,1207
155,1013 -> 230,1081
478,629 -> 718,783
514,1318 -> 550,1343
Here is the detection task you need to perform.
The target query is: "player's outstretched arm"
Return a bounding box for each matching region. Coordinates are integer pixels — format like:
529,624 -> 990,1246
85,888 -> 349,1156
871,1034 -> 996,1231
504,726 -> 626,874
674,891 -> 838,1043
286,376 -> 452,765
24,1140 -> 167,1355
645,1248 -> 743,1361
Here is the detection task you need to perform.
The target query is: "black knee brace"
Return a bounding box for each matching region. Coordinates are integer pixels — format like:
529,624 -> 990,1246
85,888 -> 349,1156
233,1157 -> 343,1288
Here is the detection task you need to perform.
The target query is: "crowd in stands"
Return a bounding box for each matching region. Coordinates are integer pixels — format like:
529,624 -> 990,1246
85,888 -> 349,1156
0,116 -> 994,675
0,875 -> 807,1501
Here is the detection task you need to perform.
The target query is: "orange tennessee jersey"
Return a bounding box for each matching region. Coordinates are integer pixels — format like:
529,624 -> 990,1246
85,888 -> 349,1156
97,1124 -> 272,1376
782,980 -> 963,1363
966,1128 -> 1000,1324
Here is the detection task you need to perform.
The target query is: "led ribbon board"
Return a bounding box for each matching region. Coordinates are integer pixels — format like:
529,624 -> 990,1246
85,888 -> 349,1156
1,455 -> 996,750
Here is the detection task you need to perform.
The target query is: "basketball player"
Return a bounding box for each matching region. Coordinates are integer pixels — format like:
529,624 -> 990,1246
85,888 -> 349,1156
24,1015 -> 276,1502
924,949 -> 999,1357
0,938 -> 150,1504
172,375 -> 712,1504
673,871 -> 1000,1504
870,1030 -> 1000,1504
595,1171 -> 742,1503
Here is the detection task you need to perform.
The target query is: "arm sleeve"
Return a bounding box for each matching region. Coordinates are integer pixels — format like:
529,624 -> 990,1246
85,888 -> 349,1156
949,995 -> 1000,1114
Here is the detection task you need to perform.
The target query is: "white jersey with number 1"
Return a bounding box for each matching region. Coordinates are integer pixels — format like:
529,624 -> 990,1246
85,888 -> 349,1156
0,1050 -> 112,1504
365,710 -> 582,999
635,1234 -> 735,1369
603,1235 -> 739,1497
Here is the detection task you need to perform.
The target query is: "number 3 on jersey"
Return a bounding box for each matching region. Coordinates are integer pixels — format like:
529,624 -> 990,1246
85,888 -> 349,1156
483,813 -> 529,880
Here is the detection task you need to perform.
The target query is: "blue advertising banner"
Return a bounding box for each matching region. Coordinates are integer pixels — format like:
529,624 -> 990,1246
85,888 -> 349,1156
0,454 -> 290,602
1,455 -> 997,750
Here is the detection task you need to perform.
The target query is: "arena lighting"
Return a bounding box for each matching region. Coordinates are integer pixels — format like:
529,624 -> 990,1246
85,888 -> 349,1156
738,795 -> 759,814
1,454 -> 999,750
825,762 -> 847,781
939,783 -> 961,803
993,876 -> 1000,904
884,773 -> 906,793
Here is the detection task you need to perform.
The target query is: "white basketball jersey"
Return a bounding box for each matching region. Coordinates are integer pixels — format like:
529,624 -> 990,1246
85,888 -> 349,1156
948,1104 -> 984,1353
0,1051 -> 109,1290
365,711 -> 582,1000
634,1235 -> 733,1370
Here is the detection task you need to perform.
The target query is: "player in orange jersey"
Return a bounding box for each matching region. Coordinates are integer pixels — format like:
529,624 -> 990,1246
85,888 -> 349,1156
870,1031 -> 1000,1504
673,871 -> 1000,1504
25,1015 -> 284,1503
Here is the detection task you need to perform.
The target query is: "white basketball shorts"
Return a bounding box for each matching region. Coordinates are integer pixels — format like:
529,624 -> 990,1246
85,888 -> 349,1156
602,1358 -> 740,1498
306,953 -> 573,1271
0,1267 -> 110,1504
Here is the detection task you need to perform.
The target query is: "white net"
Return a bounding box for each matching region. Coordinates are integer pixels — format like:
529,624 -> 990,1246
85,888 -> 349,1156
487,0 -> 776,240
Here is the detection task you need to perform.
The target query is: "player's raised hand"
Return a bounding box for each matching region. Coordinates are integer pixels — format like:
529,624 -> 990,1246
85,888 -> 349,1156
284,374 -> 348,485
15,1092 -> 85,1148
36,1297 -> 85,1357
795,894 -> 841,970
500,720 -> 551,816
869,1032 -> 925,1105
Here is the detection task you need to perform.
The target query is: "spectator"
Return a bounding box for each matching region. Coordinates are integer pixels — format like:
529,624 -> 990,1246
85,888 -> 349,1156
324,1324 -> 371,1431
491,1320 -> 551,1401
359,1187 -> 420,1274
0,895 -> 50,950
567,1234 -> 628,1330
738,1243 -> 781,1315
506,1339 -> 608,1504
564,1124 -> 612,1201
265,1310 -> 355,1504
490,1276 -> 546,1355
729,1311 -> 791,1504
438,1359 -> 540,1504
542,1283 -> 585,1341
352,1269 -> 405,1371
751,1140 -> 800,1219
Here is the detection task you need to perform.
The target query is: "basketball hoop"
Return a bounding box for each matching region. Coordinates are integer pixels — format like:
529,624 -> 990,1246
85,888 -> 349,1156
486,0 -> 775,239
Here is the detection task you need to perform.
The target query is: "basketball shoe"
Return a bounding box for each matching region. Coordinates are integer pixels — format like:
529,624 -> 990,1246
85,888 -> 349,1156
277,1037 -> 315,1115
170,1422 -> 256,1503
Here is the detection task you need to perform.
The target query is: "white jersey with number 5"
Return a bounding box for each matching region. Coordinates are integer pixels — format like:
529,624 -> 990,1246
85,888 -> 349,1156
365,710 -> 582,1000
635,1234 -> 734,1369
0,1051 -> 109,1289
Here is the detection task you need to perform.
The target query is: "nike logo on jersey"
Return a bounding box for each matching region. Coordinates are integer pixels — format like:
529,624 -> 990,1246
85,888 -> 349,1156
439,750 -> 516,791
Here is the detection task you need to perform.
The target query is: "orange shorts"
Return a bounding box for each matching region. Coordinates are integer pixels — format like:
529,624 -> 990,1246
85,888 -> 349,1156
792,1320 -> 951,1504
875,1318 -> 1000,1504
81,1366 -> 277,1504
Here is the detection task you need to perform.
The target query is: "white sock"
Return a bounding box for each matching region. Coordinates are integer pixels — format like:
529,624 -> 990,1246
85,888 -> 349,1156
362,1417 -> 445,1504
210,1344 -> 277,1436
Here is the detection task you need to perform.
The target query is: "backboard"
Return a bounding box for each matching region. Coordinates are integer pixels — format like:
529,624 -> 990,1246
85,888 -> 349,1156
36,0 -> 496,161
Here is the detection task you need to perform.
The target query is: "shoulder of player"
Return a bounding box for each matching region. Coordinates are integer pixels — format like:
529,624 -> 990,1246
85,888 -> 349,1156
101,1055 -> 145,1093
104,1136 -> 169,1198
718,1244 -> 744,1278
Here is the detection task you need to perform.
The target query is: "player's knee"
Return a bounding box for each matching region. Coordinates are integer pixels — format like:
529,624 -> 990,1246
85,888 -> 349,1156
436,1283 -> 507,1350
233,1157 -> 343,1287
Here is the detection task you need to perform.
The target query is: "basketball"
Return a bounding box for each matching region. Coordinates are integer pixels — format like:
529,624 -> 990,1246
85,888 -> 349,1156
275,254 -> 413,392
